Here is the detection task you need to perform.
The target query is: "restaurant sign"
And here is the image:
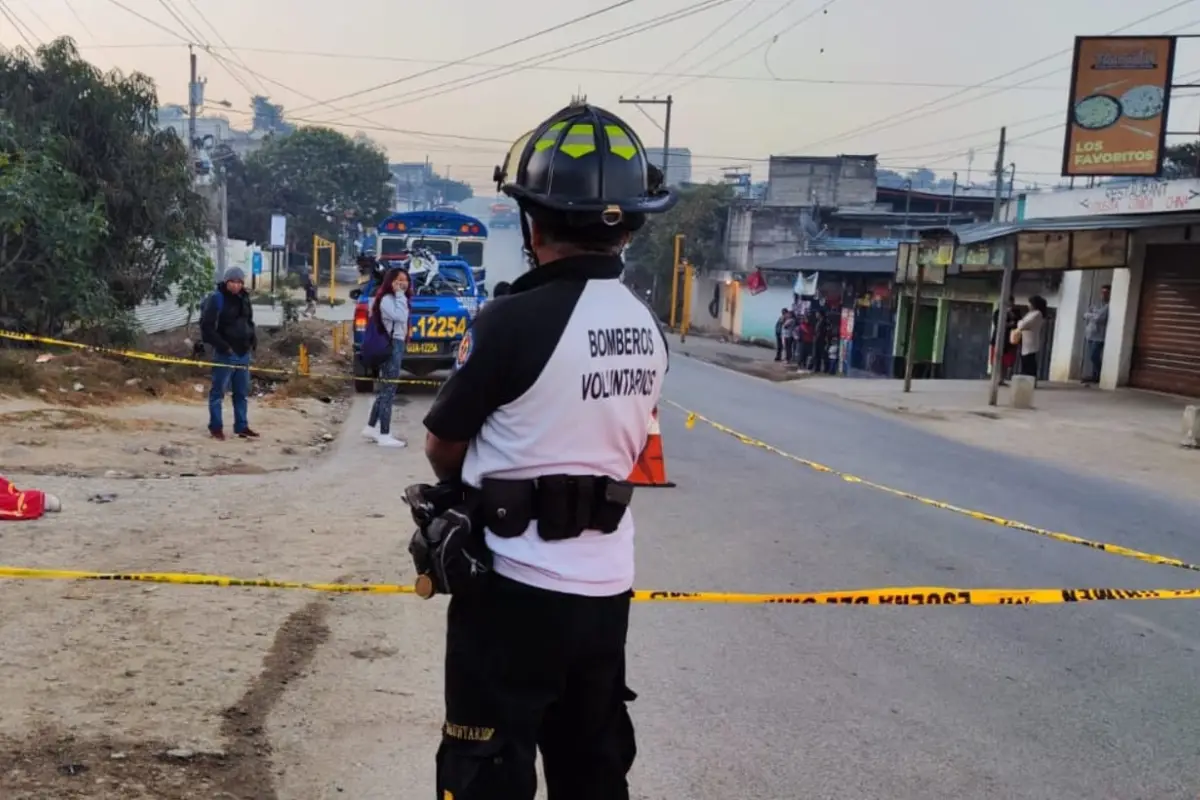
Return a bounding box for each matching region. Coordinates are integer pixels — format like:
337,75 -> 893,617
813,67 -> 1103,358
1021,178 -> 1200,220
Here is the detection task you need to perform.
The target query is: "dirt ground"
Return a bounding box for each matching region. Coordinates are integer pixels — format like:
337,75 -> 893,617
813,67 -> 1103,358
0,390 -> 437,800
0,320 -> 353,479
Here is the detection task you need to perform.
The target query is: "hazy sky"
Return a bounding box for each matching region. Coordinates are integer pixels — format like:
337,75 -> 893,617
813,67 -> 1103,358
7,0 -> 1200,191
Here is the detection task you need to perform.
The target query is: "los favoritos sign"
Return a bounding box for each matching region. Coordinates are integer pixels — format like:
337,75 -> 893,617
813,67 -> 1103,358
1061,36 -> 1176,178
1022,178 -> 1200,220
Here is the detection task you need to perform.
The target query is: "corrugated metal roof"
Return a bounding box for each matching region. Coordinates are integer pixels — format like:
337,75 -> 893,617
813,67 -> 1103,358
760,253 -> 896,274
920,211 -> 1200,245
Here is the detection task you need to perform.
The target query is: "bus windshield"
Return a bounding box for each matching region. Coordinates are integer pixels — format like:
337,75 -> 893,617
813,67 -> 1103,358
457,241 -> 484,267
379,237 -> 408,256
410,238 -> 454,257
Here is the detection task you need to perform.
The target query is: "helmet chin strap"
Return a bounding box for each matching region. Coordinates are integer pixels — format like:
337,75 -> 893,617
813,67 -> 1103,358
518,204 -> 539,270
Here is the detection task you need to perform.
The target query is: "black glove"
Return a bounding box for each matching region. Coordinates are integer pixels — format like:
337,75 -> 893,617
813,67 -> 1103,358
404,482 -> 491,599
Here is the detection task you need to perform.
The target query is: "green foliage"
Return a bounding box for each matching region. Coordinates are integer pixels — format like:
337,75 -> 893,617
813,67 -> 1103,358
0,37 -> 208,338
624,183 -> 733,317
224,127 -> 393,255
172,238 -> 216,330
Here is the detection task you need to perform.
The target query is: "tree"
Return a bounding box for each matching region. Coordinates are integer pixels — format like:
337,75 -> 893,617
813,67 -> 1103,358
251,95 -> 292,135
230,126 -> 393,255
624,183 -> 733,319
0,37 -> 208,338
172,238 -> 216,332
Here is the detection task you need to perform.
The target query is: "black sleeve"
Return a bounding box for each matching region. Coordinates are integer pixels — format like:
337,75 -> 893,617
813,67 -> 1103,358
423,283 -> 583,442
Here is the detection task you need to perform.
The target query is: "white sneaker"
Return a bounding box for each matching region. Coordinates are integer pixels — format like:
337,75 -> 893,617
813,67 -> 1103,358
361,425 -> 379,441
376,434 -> 406,448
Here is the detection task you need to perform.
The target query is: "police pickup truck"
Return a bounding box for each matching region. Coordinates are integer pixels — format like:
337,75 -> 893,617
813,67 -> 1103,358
351,250 -> 484,390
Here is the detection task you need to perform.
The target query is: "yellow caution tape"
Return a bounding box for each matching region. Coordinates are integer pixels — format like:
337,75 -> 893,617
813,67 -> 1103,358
0,565 -> 1197,606
0,329 -> 443,388
662,399 -> 1200,575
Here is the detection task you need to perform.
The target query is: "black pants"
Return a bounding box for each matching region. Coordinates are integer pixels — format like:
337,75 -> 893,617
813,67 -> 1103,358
775,334 -> 784,361
1019,352 -> 1039,379
437,574 -> 635,799
784,337 -> 795,362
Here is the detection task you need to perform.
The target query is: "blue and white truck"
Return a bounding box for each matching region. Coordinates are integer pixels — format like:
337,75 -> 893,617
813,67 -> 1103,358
351,211 -> 488,391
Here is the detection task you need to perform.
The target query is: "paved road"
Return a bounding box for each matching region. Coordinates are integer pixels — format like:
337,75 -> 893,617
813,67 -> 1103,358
298,205 -> 1200,796
621,353 -> 1200,799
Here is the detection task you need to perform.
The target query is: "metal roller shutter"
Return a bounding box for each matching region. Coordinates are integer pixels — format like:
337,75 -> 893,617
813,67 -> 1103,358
1130,244 -> 1200,397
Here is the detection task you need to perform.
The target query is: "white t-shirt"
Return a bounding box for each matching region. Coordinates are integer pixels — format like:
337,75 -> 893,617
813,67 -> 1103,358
422,254 -> 668,597
1017,310 -> 1044,356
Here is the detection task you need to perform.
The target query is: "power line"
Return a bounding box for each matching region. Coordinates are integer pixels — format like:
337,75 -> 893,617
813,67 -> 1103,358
290,0 -> 642,113
628,0 -> 759,97
62,0 -> 94,40
10,0 -> 50,38
101,0 -> 190,43
665,0 -> 840,95
0,1 -> 38,51
179,0 -> 269,96
325,0 -> 737,119
204,49 -> 460,151
784,0 -> 1200,154
74,41 -> 1067,92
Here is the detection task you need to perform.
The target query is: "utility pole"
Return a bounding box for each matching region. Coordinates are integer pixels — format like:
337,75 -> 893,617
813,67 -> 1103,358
902,261 -> 925,393
187,47 -> 198,172
991,126 -> 1007,222
988,127 -> 1014,407
618,95 -> 673,186
217,179 -> 228,278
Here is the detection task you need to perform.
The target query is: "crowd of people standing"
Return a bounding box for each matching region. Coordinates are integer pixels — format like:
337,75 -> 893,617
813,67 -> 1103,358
775,296 -> 840,374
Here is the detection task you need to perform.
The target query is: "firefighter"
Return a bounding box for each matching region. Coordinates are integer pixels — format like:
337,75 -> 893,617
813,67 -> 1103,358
407,102 -> 676,799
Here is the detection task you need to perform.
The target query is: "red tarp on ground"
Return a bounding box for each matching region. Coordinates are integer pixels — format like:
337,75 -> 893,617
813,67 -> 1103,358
0,475 -> 49,521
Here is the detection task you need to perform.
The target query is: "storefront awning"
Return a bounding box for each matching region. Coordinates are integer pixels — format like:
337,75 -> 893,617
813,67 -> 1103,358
920,211 -> 1200,246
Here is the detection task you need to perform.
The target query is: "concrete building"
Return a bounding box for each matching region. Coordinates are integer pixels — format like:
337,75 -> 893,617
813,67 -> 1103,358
645,147 -> 692,187
765,155 -> 878,206
911,177 -> 1200,397
155,105 -> 268,158
390,162 -> 433,211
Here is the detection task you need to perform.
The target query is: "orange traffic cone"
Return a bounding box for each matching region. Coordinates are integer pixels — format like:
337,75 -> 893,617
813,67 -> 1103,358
627,407 -> 675,488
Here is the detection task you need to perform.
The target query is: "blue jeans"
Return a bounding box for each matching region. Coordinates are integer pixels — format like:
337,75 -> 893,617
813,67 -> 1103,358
368,344 -> 405,435
209,351 -> 251,433
1086,340 -> 1104,382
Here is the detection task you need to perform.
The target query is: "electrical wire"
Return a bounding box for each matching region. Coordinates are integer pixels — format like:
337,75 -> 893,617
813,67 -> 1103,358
0,0 -> 37,50
68,41 -> 1067,93
664,0 -> 840,95
784,0 -> 1199,154
62,0 -> 94,40
627,0 -> 760,97
10,0 -> 49,38
179,0 -> 269,96
204,49 -> 460,150
325,0 -> 737,119
289,0 -> 642,113
101,0 -> 190,43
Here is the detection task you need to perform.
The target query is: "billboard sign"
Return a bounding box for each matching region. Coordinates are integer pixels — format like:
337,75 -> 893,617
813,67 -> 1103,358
1062,36 -> 1175,178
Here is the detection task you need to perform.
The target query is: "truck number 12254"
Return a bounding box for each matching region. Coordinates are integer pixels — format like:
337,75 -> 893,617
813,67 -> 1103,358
411,315 -> 467,339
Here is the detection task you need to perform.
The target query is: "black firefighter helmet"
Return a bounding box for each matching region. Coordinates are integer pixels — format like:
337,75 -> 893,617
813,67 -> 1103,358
493,103 -> 677,237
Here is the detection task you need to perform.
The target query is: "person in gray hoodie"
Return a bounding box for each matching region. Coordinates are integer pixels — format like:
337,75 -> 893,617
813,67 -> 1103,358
362,267 -> 410,447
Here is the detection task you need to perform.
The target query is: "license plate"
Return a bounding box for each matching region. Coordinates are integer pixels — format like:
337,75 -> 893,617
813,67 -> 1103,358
407,342 -> 440,355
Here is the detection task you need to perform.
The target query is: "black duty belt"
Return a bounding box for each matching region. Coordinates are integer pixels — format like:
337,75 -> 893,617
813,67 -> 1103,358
480,475 -> 635,542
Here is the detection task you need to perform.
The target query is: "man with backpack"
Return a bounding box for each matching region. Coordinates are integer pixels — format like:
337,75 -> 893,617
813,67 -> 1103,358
200,267 -> 259,441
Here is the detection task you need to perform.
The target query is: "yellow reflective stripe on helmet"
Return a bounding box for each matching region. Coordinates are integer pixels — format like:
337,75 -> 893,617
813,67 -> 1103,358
558,123 -> 597,158
533,122 -> 567,153
605,125 -> 636,160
